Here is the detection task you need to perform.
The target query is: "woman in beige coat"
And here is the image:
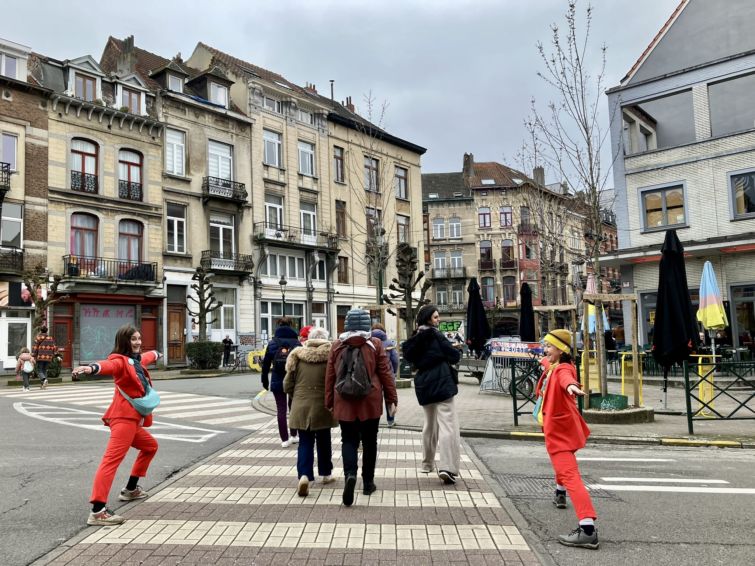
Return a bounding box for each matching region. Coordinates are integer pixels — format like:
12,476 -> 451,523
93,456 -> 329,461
283,327 -> 337,497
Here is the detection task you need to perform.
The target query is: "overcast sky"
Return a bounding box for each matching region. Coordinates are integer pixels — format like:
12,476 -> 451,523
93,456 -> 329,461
7,0 -> 678,178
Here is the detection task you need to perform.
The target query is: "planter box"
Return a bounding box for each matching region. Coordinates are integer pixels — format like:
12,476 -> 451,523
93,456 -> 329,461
588,393 -> 628,411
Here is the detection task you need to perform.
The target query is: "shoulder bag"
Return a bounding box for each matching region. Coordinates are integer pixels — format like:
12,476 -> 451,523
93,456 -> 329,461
118,383 -> 160,416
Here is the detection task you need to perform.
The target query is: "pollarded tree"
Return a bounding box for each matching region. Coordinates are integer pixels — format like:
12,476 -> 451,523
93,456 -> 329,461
383,242 -> 433,339
186,265 -> 222,341
22,265 -> 67,336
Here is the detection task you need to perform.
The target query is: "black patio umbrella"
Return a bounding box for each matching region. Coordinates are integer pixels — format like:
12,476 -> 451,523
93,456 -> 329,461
465,277 -> 491,359
519,282 -> 536,342
652,229 -> 699,407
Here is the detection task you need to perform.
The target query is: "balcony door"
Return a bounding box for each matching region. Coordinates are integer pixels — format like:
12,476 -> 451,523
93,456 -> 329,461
70,213 -> 98,275
265,195 -> 284,238
300,203 -> 317,245
210,213 -> 235,260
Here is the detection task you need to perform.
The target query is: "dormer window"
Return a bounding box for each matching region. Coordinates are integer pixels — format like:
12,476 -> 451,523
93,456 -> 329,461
121,88 -> 140,114
210,82 -> 228,108
264,96 -> 281,113
75,72 -> 96,101
0,53 -> 17,79
168,74 -> 183,93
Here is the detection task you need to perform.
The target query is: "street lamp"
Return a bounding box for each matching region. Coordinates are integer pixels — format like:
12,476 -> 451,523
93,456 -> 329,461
279,274 -> 288,317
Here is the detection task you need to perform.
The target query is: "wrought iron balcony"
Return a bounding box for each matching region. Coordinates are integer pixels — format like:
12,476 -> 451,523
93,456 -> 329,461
478,259 -> 495,271
202,176 -> 248,203
63,255 -> 158,283
0,246 -> 24,274
0,162 -> 10,192
499,258 -> 517,269
254,222 -> 340,250
200,250 -> 254,274
517,222 -> 538,236
71,171 -> 98,194
118,180 -> 143,201
431,266 -> 467,279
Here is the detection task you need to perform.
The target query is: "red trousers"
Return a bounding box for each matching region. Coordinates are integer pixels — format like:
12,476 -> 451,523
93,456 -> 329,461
90,418 -> 158,503
549,450 -> 596,521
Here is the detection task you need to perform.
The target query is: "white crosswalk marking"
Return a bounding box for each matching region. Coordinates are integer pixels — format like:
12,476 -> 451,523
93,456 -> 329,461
188,463 -> 485,480
216,447 -> 473,462
589,484 -> 755,494
600,477 -> 729,484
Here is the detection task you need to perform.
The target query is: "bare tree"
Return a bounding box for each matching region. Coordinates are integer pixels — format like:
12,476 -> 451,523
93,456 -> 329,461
22,266 -> 67,335
187,265 -> 222,341
383,242 -> 433,340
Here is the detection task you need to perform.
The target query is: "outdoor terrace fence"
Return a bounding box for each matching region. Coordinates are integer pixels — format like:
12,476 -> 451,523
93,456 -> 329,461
63,255 -> 158,283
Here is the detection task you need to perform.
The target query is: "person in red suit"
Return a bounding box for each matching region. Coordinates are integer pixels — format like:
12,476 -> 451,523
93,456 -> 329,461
534,328 -> 599,549
72,325 -> 162,526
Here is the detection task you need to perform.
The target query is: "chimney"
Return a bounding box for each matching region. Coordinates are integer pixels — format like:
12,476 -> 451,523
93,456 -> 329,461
305,82 -> 317,94
533,166 -> 545,186
344,96 -> 355,113
561,182 -> 569,194
124,35 -> 134,53
462,153 -> 475,179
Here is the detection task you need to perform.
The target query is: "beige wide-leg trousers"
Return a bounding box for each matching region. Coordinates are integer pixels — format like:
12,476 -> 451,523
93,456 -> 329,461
421,396 -> 460,474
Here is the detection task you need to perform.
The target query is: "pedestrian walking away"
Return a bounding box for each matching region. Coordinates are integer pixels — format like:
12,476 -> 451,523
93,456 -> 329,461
260,316 -> 301,447
72,325 -> 162,527
371,322 -> 399,426
534,328 -> 599,549
402,304 -> 462,485
325,309 -> 397,506
283,327 -> 337,497
16,347 -> 35,391
32,325 -> 58,389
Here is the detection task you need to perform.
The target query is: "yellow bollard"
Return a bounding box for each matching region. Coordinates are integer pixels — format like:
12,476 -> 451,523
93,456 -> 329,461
692,355 -> 716,418
620,351 -> 644,406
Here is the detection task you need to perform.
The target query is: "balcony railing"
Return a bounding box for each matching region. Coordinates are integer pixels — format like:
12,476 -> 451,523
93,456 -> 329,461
63,255 -> 158,283
478,259 -> 495,271
118,180 -> 143,201
517,222 -> 538,236
71,171 -> 98,194
431,267 -> 467,279
254,222 -> 340,250
0,162 -> 9,191
202,176 -> 248,203
0,247 -> 24,274
200,250 -> 254,273
499,258 -> 517,269
436,303 -> 465,313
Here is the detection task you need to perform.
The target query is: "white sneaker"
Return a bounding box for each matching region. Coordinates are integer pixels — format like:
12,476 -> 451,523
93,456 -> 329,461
87,508 -> 124,526
320,475 -> 336,484
291,436 -> 299,444
281,439 -> 291,448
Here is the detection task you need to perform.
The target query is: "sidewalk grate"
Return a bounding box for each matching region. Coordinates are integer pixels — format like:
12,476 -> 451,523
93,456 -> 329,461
495,473 -> 618,500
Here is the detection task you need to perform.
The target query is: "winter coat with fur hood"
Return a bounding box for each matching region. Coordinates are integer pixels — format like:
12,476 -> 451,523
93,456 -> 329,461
283,338 -> 338,431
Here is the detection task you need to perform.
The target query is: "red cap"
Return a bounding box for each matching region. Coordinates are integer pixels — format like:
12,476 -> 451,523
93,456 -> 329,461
299,325 -> 312,340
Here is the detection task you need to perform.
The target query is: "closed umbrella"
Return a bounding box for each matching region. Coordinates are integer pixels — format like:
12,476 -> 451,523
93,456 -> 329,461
652,229 -> 699,408
519,282 -> 536,342
465,277 -> 491,359
696,260 -> 728,360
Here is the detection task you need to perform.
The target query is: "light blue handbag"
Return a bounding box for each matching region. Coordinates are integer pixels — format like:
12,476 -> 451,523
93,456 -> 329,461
118,383 -> 160,416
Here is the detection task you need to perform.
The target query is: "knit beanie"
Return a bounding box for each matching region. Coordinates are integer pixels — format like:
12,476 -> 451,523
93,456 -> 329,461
344,309 -> 372,332
543,329 -> 573,354
299,325 -> 312,341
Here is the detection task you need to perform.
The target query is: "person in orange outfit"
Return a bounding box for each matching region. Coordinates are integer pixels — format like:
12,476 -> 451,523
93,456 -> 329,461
534,329 -> 599,549
72,325 -> 162,526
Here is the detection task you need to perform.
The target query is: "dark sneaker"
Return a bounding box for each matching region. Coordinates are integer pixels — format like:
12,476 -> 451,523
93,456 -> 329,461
87,508 -> 124,526
343,475 -> 357,506
363,481 -> 377,496
553,490 -> 567,509
118,486 -> 149,501
558,526 -> 599,549
438,470 -> 457,485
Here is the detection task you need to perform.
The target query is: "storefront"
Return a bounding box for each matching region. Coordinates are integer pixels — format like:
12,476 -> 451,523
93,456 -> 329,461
731,284 -> 755,352
0,281 -> 34,369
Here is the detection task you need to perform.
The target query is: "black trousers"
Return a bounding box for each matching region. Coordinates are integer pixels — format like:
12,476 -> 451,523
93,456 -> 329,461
339,418 -> 379,482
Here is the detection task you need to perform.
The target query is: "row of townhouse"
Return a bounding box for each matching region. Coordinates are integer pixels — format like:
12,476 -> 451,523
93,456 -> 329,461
422,154 -> 619,336
0,35 -> 425,369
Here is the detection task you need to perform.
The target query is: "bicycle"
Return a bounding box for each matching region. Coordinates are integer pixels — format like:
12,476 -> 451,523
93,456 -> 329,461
226,347 -> 253,373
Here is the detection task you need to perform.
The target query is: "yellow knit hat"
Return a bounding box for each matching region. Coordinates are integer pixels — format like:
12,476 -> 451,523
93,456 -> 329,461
543,329 -> 573,354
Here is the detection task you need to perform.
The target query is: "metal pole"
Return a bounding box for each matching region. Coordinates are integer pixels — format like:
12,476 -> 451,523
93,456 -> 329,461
631,299 -> 640,407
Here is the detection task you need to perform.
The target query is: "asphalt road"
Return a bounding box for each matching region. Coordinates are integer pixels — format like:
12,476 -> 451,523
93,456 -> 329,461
468,438 -> 755,565
0,373 -> 263,566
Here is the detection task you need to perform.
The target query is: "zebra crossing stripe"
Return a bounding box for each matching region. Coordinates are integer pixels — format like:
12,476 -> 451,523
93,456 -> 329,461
589,484 -> 755,494
216,448 -> 473,463
199,413 -> 271,425
242,435 -> 423,447
188,463 -> 484,480
600,477 -> 729,484
158,402 -> 253,419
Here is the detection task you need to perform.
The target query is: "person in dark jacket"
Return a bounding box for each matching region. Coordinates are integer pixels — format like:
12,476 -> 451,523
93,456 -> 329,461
260,317 -> 301,447
402,304 -> 462,485
325,309 -> 398,506
371,322 -> 399,426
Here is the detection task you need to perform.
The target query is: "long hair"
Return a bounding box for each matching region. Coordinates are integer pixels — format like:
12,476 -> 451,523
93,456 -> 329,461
111,325 -> 140,356
416,304 -> 439,327
559,351 -> 574,365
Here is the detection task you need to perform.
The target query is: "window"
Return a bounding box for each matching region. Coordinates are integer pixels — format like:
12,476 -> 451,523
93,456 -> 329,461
168,75 -> 183,93
394,166 -> 408,199
479,240 -> 493,267
333,146 -> 345,182
0,53 -> 17,79
263,129 -> 282,167
166,203 -> 186,253
449,217 -> 461,238
433,253 -> 446,269
451,285 -> 463,305
520,206 -> 531,226
432,218 -> 446,239
298,141 -> 315,176
74,73 -> 96,101
364,156 -> 379,192
336,200 -> 347,238
265,195 -> 283,229
264,96 -> 281,113
314,259 -> 326,281
503,276 -> 516,304
642,185 -> 686,229
211,288 -> 236,332
118,220 -> 143,262
121,88 -> 140,113
481,276 -> 495,305
502,239 -> 514,261
449,250 -> 462,268
300,202 -> 317,236
397,215 -> 410,244
1,202 -> 22,248
165,128 -> 185,176
265,254 -> 306,279
500,206 -> 512,227
436,288 -> 448,306
522,239 -> 538,260
366,207 -> 382,239
70,213 -> 98,257
337,256 -> 349,284
210,213 -> 235,257
260,301 -> 304,335
298,109 -> 315,124
118,149 -> 142,200
570,230 -> 581,250
731,170 -> 755,218
208,140 -> 233,180
70,138 -> 98,193
210,82 -> 228,107
478,207 -> 491,228
2,133 -> 17,171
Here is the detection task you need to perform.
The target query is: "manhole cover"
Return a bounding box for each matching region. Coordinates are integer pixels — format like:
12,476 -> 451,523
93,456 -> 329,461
495,474 -> 616,500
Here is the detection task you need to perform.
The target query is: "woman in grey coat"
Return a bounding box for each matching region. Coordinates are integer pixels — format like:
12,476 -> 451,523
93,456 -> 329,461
283,327 -> 337,497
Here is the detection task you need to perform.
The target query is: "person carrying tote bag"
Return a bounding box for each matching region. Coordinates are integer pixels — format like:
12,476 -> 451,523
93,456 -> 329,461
402,304 -> 462,485
72,325 -> 162,527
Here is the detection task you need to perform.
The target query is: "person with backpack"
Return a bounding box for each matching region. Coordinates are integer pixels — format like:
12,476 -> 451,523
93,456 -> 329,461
371,323 -> 399,426
402,304 -> 462,485
325,309 -> 397,506
260,317 -> 301,447
16,347 -> 35,392
32,325 -> 58,389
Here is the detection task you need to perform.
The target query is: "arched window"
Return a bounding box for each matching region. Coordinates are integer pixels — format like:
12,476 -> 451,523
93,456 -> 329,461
118,149 -> 143,201
479,239 -> 493,270
70,213 -> 98,258
70,138 -> 98,193
118,220 -> 143,263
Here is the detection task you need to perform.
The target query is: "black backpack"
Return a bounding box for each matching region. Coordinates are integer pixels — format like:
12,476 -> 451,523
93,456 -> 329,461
335,342 -> 373,399
273,342 -> 294,376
